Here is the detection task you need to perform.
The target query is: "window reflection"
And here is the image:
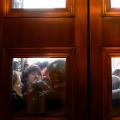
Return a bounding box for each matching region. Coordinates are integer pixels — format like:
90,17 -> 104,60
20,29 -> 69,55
13,0 -> 66,9
11,58 -> 66,116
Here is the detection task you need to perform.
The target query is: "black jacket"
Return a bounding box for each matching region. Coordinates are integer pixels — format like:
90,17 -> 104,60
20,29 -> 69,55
11,90 -> 26,113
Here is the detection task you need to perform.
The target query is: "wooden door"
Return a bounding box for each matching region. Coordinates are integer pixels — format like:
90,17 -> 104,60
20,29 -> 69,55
0,0 -> 88,120
90,0 -> 120,120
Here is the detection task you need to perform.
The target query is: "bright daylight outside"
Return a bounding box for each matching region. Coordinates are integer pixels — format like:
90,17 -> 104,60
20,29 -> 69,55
13,0 -> 66,9
111,0 -> 120,8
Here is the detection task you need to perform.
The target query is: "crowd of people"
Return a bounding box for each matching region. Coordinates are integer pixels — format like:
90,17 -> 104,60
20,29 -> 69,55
11,59 -> 66,115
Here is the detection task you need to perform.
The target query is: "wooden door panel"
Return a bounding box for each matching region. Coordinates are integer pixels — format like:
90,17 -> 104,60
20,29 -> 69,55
4,18 -> 74,48
103,18 -> 120,46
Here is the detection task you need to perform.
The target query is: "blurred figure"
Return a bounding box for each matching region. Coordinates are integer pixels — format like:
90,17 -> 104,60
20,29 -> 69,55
36,61 -> 52,88
11,71 -> 25,113
45,59 -> 66,115
39,62 -> 50,79
21,65 -> 52,113
21,65 -> 42,94
13,0 -> 23,8
112,69 -> 120,106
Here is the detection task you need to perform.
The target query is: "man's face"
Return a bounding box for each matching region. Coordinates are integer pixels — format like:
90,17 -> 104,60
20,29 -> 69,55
28,71 -> 41,83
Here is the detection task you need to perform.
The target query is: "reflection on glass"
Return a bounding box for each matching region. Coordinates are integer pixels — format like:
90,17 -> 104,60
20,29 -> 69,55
12,0 -> 66,9
11,58 -> 66,116
111,57 -> 120,115
111,0 -> 120,8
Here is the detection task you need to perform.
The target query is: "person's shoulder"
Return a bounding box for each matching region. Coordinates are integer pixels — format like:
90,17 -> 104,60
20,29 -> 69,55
112,75 -> 120,84
112,75 -> 120,80
12,90 -> 17,96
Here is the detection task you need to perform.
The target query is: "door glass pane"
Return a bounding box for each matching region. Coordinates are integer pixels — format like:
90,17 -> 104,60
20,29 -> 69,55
11,58 -> 66,116
12,0 -> 66,9
111,0 -> 120,8
111,57 -> 120,116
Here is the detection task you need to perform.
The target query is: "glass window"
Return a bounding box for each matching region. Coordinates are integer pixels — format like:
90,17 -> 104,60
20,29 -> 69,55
111,57 -> 120,116
12,0 -> 66,9
111,0 -> 120,8
11,57 -> 66,116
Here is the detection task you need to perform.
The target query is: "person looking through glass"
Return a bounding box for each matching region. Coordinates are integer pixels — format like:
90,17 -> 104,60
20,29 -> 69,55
21,65 -> 52,113
11,71 -> 25,113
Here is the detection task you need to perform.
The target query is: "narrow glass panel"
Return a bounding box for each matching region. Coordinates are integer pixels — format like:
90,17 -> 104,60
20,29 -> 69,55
13,0 -> 66,9
111,57 -> 120,116
11,58 -> 66,116
111,0 -> 120,8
